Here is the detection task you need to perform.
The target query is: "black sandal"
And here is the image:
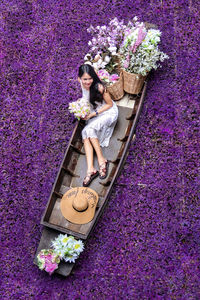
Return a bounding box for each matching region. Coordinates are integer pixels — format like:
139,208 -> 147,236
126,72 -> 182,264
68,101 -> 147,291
83,170 -> 99,187
99,160 -> 109,179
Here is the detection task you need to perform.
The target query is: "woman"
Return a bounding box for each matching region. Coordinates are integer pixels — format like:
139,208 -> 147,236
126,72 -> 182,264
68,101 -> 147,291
78,64 -> 118,187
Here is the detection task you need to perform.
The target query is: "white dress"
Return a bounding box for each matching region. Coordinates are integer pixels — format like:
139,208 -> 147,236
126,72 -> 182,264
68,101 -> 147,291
81,84 -> 118,147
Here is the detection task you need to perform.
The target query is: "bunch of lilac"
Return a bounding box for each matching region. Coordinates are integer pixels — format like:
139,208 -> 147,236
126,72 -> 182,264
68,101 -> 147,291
120,23 -> 169,76
84,17 -> 137,72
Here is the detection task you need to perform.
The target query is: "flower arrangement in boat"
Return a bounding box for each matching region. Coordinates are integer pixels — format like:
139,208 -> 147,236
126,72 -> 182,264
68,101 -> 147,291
120,21 -> 169,76
68,97 -> 90,120
37,249 -> 60,275
37,234 -> 84,275
97,69 -> 119,85
84,17 -> 137,73
51,234 -> 84,263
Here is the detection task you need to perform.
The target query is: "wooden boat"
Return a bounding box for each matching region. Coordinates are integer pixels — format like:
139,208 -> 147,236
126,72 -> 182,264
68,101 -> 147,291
34,78 -> 149,276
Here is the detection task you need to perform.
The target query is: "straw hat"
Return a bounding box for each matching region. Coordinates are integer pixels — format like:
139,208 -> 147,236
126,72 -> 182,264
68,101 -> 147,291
60,187 -> 99,224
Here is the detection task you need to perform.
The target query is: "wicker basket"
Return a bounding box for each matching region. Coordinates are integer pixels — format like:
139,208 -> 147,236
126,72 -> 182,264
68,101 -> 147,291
123,70 -> 147,94
113,55 -> 123,74
106,72 -> 124,101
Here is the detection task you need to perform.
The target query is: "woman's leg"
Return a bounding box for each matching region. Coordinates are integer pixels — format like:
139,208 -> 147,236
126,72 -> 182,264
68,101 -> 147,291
82,138 -> 99,186
90,138 -> 108,179
90,137 -> 106,165
83,138 -> 95,172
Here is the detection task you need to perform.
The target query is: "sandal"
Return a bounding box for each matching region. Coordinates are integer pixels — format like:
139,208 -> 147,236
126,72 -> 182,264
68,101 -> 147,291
83,170 -> 99,187
99,160 -> 109,179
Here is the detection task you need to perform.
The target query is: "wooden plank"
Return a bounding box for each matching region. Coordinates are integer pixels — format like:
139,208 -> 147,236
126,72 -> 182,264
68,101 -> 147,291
59,185 -> 70,195
63,150 -> 80,173
116,93 -> 135,108
103,106 -> 132,161
33,227 -> 74,277
48,199 -> 62,225
42,194 -> 57,222
62,173 -> 72,187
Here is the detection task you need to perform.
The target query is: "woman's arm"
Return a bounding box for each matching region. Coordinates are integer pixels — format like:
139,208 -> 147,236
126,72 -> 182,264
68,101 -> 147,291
85,84 -> 113,119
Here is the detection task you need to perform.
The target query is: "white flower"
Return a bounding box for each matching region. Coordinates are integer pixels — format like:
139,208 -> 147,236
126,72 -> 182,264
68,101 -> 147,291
84,53 -> 91,61
92,62 -> 98,70
108,46 -> 116,52
85,61 -> 92,65
94,54 -> 101,62
97,58 -> 103,65
88,41 -> 92,46
64,253 -> 78,263
108,46 -> 117,55
74,240 -> 84,254
100,62 -> 107,68
104,55 -> 111,63
61,236 -> 70,246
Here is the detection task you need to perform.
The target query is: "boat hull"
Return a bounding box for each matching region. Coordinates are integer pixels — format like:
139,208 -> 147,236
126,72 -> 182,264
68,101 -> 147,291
34,80 -> 148,276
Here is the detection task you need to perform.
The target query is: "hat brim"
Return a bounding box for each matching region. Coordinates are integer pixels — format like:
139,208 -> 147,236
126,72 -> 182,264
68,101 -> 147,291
60,187 -> 99,224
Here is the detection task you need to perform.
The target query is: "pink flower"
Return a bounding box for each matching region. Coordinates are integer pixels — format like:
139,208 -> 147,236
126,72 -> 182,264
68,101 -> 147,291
131,25 -> 147,53
123,54 -> 130,69
110,74 -> 119,82
37,249 -> 60,275
45,262 -> 58,275
123,61 -> 129,69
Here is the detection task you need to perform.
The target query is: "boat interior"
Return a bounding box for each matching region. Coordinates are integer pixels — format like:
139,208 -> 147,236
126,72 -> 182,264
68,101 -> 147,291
42,93 -> 141,239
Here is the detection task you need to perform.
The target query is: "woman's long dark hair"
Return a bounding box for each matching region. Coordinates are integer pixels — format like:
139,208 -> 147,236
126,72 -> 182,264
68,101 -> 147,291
78,64 -> 104,108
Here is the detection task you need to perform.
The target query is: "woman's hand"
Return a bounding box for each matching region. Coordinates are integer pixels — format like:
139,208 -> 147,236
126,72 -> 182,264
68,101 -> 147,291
82,112 -> 96,120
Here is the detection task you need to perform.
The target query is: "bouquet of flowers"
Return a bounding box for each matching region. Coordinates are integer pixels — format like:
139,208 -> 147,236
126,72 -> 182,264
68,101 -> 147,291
68,97 -> 90,120
120,20 -> 169,76
97,69 -> 119,85
51,234 -> 84,263
84,17 -> 137,73
37,234 -> 84,275
37,249 -> 60,275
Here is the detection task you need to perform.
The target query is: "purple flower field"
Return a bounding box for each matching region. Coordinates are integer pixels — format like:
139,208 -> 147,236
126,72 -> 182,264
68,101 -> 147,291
0,0 -> 199,298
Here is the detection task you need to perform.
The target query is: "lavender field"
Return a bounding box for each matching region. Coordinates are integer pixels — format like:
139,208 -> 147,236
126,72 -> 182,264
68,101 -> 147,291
0,0 -> 199,299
